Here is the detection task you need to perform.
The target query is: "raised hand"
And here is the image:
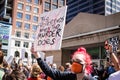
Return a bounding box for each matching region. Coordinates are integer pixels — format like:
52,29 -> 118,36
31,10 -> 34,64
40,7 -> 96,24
31,44 -> 40,58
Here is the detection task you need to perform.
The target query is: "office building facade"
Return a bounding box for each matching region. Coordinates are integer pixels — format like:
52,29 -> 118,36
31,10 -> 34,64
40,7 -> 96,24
66,0 -> 120,23
0,0 -> 66,63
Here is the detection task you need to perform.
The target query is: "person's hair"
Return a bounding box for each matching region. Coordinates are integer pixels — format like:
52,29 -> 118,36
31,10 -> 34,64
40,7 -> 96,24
72,47 -> 92,74
117,49 -> 120,56
58,65 -> 65,72
3,59 -> 8,68
65,62 -> 71,68
31,63 -> 42,78
0,50 -> 4,64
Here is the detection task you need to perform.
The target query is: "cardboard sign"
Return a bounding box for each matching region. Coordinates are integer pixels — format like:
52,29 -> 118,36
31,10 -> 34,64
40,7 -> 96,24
46,56 -> 53,64
34,6 -> 67,51
5,55 -> 14,65
105,36 -> 119,53
104,36 -> 120,71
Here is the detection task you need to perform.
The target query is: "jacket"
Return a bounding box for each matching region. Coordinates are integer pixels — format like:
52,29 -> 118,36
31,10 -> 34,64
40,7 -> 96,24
37,58 -> 76,80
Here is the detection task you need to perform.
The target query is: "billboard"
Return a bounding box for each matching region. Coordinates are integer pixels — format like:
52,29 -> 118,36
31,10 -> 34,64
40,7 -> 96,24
0,22 -> 12,48
34,6 -> 67,51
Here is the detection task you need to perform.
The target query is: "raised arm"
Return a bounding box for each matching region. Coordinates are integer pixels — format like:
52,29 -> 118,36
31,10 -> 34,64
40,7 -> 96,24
31,46 -> 76,80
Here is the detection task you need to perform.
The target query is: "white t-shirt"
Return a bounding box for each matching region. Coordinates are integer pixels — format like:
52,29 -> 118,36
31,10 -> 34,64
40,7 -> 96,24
108,70 -> 120,80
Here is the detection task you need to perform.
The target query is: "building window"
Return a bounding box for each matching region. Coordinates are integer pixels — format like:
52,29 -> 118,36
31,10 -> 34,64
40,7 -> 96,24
24,33 -> 29,39
34,7 -> 39,13
32,25 -> 37,31
2,50 -> 7,56
25,52 -> 28,58
26,5 -> 31,12
15,51 -> 20,57
44,9 -> 49,12
16,21 -> 22,28
23,42 -> 29,48
45,2 -> 51,10
16,31 -> 21,37
15,41 -> 21,47
34,0 -> 39,4
59,0 -> 64,6
18,3 -> 23,9
25,14 -> 31,20
26,0 -> 32,3
17,12 -> 23,19
87,47 -> 99,59
52,4 -> 57,9
32,33 -> 36,39
24,23 -> 30,30
33,16 -> 38,22
53,0 -> 58,4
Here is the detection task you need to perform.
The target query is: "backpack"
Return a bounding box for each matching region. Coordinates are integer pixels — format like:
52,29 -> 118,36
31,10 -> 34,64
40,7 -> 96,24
0,68 -> 5,80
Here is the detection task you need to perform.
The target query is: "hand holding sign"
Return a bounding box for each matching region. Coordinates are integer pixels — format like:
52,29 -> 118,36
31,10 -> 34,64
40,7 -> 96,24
104,36 -> 120,71
31,43 -> 46,59
31,44 -> 41,59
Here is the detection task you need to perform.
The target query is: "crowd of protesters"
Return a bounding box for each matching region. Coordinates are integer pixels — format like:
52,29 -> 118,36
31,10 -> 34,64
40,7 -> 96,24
0,41 -> 120,80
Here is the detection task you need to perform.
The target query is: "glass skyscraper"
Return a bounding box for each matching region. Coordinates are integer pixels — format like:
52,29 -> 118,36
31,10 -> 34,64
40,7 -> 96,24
105,0 -> 120,15
66,0 -> 120,23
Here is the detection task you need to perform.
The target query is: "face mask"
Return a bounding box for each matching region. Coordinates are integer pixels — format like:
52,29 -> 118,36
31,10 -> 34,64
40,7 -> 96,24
71,62 -> 83,73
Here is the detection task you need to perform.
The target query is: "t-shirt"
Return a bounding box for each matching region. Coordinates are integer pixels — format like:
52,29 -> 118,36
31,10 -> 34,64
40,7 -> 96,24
107,66 -> 116,74
108,70 -> 120,80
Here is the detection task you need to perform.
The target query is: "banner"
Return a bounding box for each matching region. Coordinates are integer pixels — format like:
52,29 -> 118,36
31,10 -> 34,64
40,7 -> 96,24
34,6 -> 67,51
0,22 -> 11,44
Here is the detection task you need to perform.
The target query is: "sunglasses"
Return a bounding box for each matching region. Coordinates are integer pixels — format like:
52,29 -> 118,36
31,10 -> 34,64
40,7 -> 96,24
105,44 -> 108,46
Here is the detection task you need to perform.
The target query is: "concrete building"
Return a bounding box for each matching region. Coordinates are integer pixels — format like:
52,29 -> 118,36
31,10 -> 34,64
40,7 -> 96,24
61,12 -> 120,67
0,0 -> 66,63
66,0 -> 120,23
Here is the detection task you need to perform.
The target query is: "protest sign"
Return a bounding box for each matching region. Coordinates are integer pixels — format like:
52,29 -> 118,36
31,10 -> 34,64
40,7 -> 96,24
105,36 -> 119,54
21,49 -> 25,59
34,6 -> 67,51
46,56 -> 53,64
5,55 -> 13,65
104,36 -> 120,71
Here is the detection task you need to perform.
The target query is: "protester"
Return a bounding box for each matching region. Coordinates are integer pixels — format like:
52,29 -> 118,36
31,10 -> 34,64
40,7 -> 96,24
64,62 -> 71,72
0,50 -> 5,80
58,65 -> 65,72
52,63 -> 57,70
31,46 -> 93,80
108,49 -> 120,80
91,63 -> 99,80
98,65 -> 105,80
6,63 -> 26,80
0,43 -> 2,50
28,63 -> 42,80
